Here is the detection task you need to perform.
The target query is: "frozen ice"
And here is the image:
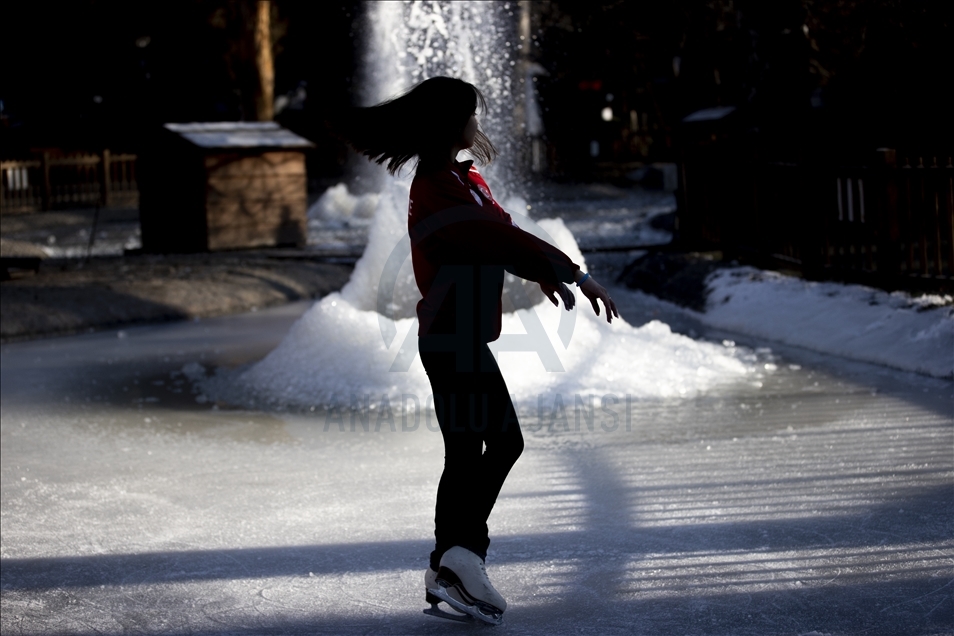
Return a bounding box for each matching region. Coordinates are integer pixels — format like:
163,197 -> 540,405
2,304 -> 951,635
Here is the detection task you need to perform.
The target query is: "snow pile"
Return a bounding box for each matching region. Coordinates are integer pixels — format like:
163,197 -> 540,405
307,183 -> 379,226
702,267 -> 954,378
337,181 -> 419,317
222,185 -> 753,409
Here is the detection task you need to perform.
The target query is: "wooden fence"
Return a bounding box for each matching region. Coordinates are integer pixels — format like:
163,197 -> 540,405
678,148 -> 954,291
0,151 -> 138,214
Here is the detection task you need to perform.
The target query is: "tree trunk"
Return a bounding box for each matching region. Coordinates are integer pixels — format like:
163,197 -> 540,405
254,1 -> 274,121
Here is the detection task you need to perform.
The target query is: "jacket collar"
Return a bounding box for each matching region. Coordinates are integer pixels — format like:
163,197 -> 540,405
454,159 -> 475,176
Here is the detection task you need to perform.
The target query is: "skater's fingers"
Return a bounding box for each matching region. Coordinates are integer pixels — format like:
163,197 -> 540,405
581,276 -> 619,319
590,295 -> 600,316
540,283 -> 559,307
591,288 -> 617,323
600,296 -> 617,323
559,283 -> 575,310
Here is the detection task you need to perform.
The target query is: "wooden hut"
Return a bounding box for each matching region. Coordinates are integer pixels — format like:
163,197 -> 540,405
139,122 -> 313,252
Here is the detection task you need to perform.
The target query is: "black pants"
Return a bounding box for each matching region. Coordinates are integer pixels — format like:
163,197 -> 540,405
420,339 -> 524,571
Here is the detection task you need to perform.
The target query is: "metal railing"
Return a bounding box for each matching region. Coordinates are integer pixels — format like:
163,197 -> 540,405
678,148 -> 954,291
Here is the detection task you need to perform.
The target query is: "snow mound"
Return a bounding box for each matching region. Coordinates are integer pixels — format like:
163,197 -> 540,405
703,267 -> 954,378
308,183 -> 379,226
217,185 -> 754,409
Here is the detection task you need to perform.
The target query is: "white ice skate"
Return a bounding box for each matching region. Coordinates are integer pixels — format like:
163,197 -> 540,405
426,547 -> 506,625
423,567 -> 474,623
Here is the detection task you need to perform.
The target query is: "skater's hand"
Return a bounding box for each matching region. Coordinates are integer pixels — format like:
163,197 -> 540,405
540,281 -> 575,310
578,275 -> 620,323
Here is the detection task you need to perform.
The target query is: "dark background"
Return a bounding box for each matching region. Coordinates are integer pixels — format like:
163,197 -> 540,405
1,0 -> 950,181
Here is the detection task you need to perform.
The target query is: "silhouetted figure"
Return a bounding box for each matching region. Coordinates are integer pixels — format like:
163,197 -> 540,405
338,76 -> 618,624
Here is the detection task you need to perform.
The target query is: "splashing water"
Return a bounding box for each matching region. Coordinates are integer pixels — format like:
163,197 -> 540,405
210,1 -> 754,411
360,1 -> 522,193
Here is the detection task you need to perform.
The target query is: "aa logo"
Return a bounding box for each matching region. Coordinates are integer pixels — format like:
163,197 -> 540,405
377,209 -> 577,372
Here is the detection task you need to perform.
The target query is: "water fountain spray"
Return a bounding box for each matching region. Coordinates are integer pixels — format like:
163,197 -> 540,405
359,1 -> 524,197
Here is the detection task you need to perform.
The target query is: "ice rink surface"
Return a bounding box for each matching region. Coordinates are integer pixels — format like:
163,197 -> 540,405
2,295 -> 952,636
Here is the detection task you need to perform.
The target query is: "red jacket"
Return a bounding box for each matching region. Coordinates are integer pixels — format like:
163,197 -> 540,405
409,161 -> 579,343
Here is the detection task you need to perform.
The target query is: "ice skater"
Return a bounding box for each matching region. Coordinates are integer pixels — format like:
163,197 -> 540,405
338,76 -> 618,624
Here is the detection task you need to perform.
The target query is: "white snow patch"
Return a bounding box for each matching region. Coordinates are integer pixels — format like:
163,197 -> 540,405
219,184 -> 753,409
702,267 -> 954,378
180,362 -> 207,382
308,183 -> 380,226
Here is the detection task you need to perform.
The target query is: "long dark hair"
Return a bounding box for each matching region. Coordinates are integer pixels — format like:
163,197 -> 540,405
336,76 -> 497,175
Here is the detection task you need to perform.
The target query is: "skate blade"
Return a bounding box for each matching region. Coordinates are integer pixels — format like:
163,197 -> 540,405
423,604 -> 474,623
428,584 -> 503,626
